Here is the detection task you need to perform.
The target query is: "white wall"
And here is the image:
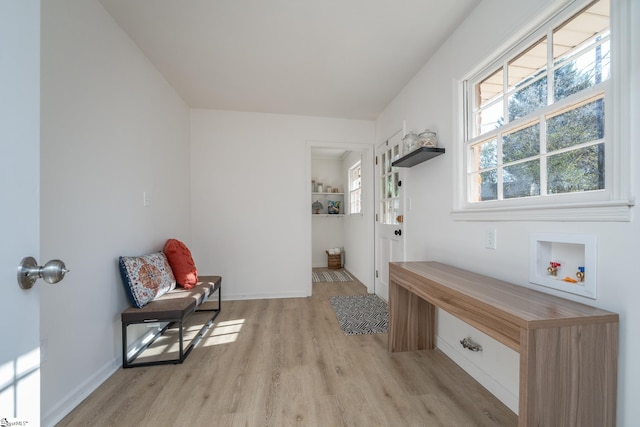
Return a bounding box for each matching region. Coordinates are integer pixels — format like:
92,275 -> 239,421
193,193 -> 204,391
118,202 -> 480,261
190,110 -> 374,300
40,1 -> 191,425
376,0 -> 639,423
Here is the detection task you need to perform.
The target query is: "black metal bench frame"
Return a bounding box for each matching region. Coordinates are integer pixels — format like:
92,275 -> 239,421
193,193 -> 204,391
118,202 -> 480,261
121,279 -> 221,368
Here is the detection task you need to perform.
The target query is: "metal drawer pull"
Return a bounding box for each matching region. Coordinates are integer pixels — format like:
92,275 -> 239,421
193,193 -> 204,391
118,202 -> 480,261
460,337 -> 482,352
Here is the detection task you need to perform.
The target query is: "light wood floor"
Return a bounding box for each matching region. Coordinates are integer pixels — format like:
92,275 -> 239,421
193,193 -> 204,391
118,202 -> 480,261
58,273 -> 517,426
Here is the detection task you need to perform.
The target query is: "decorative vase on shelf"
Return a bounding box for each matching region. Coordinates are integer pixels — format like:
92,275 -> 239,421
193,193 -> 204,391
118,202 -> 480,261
403,132 -> 419,153
312,200 -> 323,214
418,129 -> 438,148
328,200 -> 341,214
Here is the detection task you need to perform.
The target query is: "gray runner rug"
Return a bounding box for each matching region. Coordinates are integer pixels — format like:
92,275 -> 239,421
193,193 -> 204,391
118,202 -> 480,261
328,294 -> 388,335
313,270 -> 353,283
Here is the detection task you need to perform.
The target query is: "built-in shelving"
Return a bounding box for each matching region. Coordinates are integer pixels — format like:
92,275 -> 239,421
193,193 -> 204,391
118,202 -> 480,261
311,192 -> 344,215
392,147 -> 445,168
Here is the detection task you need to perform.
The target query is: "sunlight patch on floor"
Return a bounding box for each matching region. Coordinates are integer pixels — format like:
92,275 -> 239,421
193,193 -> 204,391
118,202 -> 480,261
201,319 -> 244,347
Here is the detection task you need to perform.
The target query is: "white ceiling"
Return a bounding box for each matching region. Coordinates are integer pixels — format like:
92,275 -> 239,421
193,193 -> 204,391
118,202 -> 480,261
99,0 -> 480,120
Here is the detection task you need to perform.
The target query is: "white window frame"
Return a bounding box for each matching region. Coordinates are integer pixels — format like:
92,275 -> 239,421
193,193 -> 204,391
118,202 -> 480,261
348,160 -> 362,215
452,0 -> 633,222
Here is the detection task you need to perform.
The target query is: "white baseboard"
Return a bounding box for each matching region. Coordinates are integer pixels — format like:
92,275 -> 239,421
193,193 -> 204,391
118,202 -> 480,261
42,356 -> 120,427
224,291 -> 309,300
436,336 -> 519,414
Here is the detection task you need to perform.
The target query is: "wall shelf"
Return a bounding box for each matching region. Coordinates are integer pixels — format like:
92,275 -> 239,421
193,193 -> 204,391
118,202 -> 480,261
311,192 -> 344,215
392,147 -> 445,167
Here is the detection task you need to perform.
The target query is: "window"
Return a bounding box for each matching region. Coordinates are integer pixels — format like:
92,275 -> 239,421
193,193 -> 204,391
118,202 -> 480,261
458,0 -> 632,220
349,161 -> 362,214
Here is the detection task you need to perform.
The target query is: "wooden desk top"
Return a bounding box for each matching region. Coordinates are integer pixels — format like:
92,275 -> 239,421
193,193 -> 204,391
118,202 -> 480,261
390,261 -> 618,351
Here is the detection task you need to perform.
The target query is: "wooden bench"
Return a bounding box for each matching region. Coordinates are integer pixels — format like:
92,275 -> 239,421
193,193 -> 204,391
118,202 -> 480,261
389,261 -> 618,427
121,275 -> 221,368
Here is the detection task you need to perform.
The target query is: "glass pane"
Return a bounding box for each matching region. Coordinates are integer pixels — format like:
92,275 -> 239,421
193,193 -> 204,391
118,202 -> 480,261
553,0 -> 610,61
503,159 -> 540,199
354,188 -> 361,213
508,76 -> 547,121
468,170 -> 497,202
393,145 -> 400,161
554,41 -> 610,101
547,98 -> 604,151
392,199 -> 400,225
508,37 -> 547,89
382,200 -> 389,223
386,175 -> 393,199
469,138 -> 497,172
503,122 -> 540,163
386,149 -> 392,172
477,68 -> 503,109
474,101 -> 503,136
393,171 -> 400,197
381,152 -> 386,175
547,144 -> 604,194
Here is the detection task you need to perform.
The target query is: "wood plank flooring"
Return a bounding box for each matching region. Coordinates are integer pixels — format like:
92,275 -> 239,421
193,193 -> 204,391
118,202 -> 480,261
58,274 -> 517,426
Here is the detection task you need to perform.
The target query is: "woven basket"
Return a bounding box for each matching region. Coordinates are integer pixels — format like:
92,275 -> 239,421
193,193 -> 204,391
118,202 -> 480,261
326,251 -> 342,269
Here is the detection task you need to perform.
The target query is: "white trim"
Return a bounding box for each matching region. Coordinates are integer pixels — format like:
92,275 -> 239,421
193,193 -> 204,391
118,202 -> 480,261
452,199 -> 633,221
610,0 -> 632,202
225,291 -> 309,300
42,356 -> 120,427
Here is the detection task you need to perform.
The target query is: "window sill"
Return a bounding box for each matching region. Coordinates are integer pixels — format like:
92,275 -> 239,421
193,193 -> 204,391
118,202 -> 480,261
451,199 -> 635,222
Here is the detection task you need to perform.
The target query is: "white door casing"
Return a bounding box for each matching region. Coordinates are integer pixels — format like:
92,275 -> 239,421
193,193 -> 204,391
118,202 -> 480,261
0,1 -> 41,424
374,131 -> 405,301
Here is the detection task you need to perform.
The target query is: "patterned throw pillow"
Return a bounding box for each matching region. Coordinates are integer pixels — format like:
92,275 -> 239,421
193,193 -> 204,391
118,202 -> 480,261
119,252 -> 176,308
163,239 -> 198,289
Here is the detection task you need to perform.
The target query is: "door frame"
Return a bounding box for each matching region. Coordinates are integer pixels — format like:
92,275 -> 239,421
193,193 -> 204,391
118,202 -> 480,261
305,141 -> 375,295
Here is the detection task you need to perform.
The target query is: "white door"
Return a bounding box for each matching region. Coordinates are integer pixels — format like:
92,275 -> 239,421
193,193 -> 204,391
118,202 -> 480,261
374,131 -> 405,301
0,1 -> 41,424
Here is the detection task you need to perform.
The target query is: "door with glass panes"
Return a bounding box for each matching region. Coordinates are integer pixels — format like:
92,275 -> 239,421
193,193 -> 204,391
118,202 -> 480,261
375,131 -> 405,299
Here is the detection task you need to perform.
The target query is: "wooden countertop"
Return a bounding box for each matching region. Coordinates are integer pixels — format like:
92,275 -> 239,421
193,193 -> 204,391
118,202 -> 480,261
389,261 -> 618,351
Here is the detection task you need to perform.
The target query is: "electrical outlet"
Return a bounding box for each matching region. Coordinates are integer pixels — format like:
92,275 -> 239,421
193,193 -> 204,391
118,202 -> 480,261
143,191 -> 151,207
485,229 -> 497,250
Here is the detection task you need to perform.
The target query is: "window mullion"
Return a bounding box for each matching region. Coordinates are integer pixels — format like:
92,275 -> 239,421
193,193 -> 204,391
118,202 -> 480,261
502,62 -> 509,125
497,132 -> 504,200
547,29 -> 554,106
539,114 -> 548,196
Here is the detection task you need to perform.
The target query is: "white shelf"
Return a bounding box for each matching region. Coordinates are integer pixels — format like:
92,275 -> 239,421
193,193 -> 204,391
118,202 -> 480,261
312,192 -> 344,215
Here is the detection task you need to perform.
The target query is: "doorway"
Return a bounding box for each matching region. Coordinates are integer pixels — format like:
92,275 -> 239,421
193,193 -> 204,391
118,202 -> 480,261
307,142 -> 375,295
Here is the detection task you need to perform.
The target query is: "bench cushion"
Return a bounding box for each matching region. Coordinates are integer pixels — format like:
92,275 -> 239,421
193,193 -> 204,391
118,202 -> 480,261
119,252 -> 176,308
121,275 -> 221,324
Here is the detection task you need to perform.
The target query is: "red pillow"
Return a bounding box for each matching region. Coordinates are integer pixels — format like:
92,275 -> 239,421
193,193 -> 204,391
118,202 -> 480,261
163,239 -> 198,289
